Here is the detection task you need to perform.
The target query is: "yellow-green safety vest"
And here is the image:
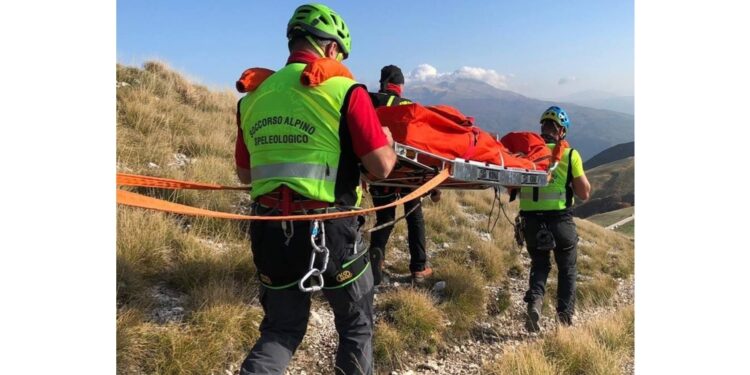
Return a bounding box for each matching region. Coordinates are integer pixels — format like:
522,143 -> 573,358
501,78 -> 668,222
239,63 -> 360,204
519,145 -> 576,212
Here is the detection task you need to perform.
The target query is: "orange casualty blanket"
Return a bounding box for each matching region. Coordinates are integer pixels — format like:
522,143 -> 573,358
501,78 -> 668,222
376,104 -> 551,171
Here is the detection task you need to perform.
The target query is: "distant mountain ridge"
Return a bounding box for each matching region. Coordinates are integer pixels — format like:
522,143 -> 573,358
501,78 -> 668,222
406,79 -> 634,159
585,141 -> 635,170
557,90 -> 634,115
572,156 -> 634,218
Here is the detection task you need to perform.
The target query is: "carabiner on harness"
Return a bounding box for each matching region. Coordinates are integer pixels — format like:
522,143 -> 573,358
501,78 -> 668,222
298,220 -> 330,292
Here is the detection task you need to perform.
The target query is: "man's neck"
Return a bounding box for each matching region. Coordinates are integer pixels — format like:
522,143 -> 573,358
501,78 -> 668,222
286,49 -> 321,65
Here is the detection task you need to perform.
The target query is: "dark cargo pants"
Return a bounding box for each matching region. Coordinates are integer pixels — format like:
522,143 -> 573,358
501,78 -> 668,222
240,215 -> 374,375
521,211 -> 579,317
369,188 -> 428,272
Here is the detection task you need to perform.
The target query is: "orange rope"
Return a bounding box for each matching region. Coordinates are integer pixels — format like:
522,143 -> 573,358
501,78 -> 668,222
116,173 -> 249,190
117,169 -> 450,221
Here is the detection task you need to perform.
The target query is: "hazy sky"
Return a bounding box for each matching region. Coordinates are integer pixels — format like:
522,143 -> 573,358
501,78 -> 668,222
117,0 -> 633,100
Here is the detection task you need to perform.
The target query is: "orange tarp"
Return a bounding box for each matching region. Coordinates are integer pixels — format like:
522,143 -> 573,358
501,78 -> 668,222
376,104 -> 551,171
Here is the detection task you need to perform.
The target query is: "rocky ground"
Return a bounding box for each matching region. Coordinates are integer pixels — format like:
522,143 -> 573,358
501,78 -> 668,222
142,222 -> 634,375
143,239 -> 634,375
281,248 -> 635,375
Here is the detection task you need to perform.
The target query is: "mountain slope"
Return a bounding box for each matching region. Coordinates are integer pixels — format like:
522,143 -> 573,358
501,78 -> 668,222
116,62 -> 634,375
585,141 -> 635,169
573,156 -> 634,218
587,207 -> 635,228
558,90 -> 634,115
406,79 -> 634,159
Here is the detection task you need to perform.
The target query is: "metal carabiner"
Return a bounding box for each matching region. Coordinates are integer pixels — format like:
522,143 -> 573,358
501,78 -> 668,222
310,219 -> 326,252
298,268 -> 324,292
298,220 -> 330,293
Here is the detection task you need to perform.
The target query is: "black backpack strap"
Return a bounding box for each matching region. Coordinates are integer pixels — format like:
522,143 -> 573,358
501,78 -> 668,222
565,148 -> 575,208
533,187 -> 539,202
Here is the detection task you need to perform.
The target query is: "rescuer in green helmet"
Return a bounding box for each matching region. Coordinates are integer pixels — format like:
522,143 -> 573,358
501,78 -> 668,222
234,4 -> 396,374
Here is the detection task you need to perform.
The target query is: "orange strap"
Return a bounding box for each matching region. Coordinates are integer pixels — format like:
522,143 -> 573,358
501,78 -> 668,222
550,140 -> 571,166
116,173 -> 249,190
300,58 -> 354,87
236,67 -> 275,93
117,169 -> 450,221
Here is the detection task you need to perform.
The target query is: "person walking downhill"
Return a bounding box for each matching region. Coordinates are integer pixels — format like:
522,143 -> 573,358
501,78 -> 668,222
234,4 -> 396,374
367,65 -> 438,285
518,106 -> 591,332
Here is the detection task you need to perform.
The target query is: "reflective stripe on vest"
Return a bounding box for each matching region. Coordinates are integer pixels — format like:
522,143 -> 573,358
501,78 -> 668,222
386,95 -> 396,107
251,163 -> 338,183
520,146 -> 575,212
519,191 -> 566,201
239,63 -> 357,202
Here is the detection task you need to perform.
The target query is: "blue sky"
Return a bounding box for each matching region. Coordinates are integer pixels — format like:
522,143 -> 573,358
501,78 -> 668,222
117,0 -> 633,99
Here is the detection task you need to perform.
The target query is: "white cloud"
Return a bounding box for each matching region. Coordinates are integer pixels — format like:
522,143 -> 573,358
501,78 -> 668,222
406,64 -> 509,89
409,64 -> 439,81
558,76 -> 577,85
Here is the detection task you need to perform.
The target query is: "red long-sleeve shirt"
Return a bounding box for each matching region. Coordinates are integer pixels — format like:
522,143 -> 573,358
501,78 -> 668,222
235,51 -> 388,168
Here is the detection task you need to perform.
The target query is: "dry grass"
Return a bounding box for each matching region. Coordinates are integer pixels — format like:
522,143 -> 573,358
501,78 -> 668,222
374,289 -> 445,369
378,289 -> 445,348
117,208 -> 185,304
433,259 -> 488,335
117,304 -> 262,375
117,62 -> 262,374
576,219 -> 634,279
485,345 -> 558,375
373,322 -> 408,370
485,305 -> 634,375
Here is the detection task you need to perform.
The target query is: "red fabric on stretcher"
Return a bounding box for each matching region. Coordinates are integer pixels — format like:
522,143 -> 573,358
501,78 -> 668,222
500,132 -> 553,170
376,104 -> 551,171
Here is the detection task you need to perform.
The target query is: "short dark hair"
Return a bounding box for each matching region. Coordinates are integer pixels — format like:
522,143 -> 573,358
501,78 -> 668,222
288,32 -> 335,53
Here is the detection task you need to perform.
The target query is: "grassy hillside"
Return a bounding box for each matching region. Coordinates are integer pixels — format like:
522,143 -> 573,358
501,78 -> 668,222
615,220 -> 635,237
116,62 -> 635,374
585,141 -> 635,170
587,207 -> 635,238
573,156 -> 634,218
588,207 -> 635,227
117,61 -> 261,375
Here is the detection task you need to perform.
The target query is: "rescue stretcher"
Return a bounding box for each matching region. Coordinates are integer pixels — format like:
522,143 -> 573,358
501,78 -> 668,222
364,142 -> 549,190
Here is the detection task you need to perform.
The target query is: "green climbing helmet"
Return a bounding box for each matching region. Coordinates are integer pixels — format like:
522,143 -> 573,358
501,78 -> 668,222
287,3 -> 351,58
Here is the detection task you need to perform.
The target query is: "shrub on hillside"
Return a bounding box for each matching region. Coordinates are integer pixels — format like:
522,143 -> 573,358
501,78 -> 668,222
434,259 -> 488,335
484,305 -> 634,375
376,289 -> 445,360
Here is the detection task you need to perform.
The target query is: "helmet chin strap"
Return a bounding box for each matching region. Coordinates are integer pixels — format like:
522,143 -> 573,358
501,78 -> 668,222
304,35 -> 343,61
541,133 -> 557,143
305,35 -> 327,58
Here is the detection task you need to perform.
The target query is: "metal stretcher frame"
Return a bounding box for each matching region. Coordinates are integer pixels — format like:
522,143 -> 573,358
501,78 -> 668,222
363,143 -> 549,190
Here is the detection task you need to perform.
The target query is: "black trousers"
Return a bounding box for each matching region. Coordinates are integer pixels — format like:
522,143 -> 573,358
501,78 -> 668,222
369,187 -> 427,272
241,214 -> 374,375
521,211 -> 579,316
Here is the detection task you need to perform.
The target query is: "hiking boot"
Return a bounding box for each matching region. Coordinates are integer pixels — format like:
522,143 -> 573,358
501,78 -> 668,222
370,247 -> 385,286
525,299 -> 543,333
557,312 -> 573,326
411,266 -> 433,283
